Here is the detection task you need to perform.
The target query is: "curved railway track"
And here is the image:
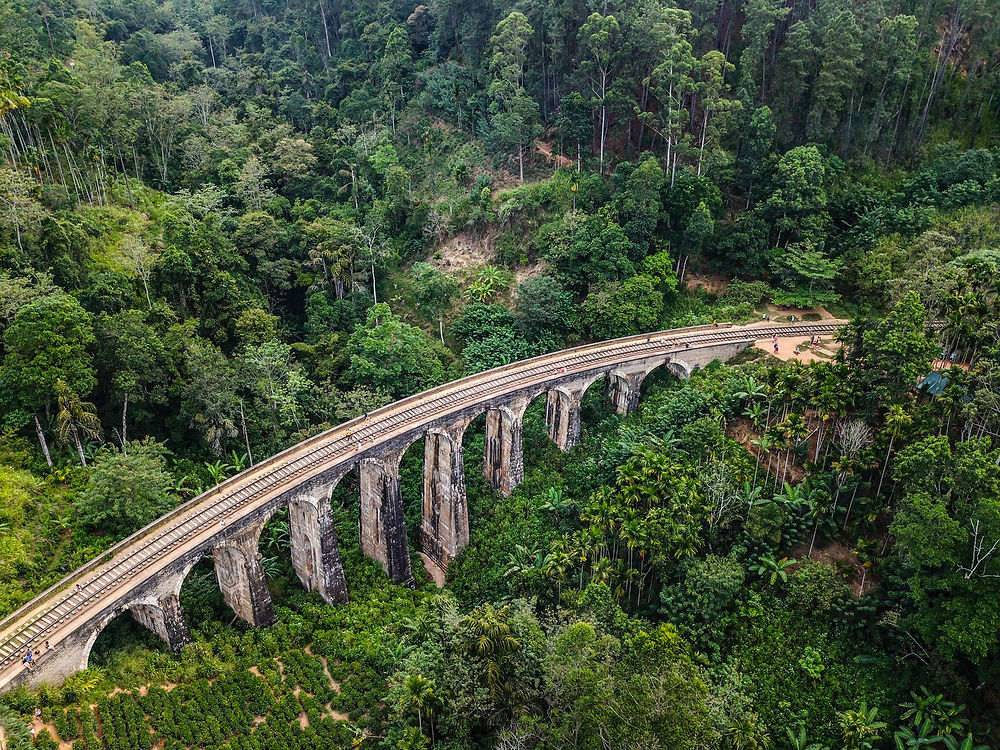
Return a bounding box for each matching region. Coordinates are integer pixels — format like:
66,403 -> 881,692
0,321 -> 843,688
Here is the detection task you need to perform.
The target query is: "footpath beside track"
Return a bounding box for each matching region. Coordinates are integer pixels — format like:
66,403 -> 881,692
0,320 -> 845,692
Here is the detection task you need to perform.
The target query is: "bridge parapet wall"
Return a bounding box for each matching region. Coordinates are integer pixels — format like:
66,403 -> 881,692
0,324 -> 835,692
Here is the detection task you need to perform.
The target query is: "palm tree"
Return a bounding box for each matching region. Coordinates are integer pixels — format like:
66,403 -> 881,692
776,413 -> 809,486
399,673 -> 439,736
0,79 -> 30,118
54,380 -> 103,466
725,713 -> 770,750
804,482 -> 833,557
610,558 -> 638,601
542,543 -> 572,601
935,366 -> 970,437
875,403 -> 912,499
590,556 -> 613,585
749,432 -> 776,480
397,726 -> 429,749
457,604 -> 521,702
835,419 -> 873,528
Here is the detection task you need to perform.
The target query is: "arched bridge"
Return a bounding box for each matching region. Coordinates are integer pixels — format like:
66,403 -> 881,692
0,321 -> 844,691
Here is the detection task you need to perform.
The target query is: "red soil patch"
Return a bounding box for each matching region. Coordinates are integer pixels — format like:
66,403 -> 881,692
787,539 -> 879,598
534,140 -> 573,169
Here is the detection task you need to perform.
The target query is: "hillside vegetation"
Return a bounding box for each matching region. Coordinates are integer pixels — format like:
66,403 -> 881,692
0,0 -> 999,748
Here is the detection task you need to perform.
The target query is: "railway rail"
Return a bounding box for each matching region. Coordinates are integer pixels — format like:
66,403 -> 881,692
0,320 -> 844,689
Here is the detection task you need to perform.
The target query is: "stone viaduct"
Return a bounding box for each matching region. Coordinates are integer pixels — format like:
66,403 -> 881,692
0,321 -> 843,692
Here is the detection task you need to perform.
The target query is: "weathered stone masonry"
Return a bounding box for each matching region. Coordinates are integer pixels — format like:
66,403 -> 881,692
359,452 -> 415,587
422,424 -> 469,567
5,335 -> 760,691
213,521 -> 276,627
289,483 -> 349,605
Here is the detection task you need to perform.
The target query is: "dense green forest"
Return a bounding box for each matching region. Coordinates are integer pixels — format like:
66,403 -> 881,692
1,0 -> 1000,747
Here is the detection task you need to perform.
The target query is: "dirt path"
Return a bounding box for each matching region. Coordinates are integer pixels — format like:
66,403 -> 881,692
755,333 -> 841,363
764,303 -> 837,320
31,717 -> 72,749
304,646 -> 340,693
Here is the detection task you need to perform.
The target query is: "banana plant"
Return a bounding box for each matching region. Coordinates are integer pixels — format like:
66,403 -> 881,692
943,735 -> 989,750
893,720 -> 943,749
204,459 -> 232,485
786,725 -> 830,750
749,554 -> 796,585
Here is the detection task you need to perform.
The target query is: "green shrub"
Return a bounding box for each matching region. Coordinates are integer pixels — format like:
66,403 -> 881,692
725,279 -> 773,307
784,559 -> 848,615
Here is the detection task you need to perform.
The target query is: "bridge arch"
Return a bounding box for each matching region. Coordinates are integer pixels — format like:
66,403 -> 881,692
85,558 -> 200,672
0,322 -> 843,691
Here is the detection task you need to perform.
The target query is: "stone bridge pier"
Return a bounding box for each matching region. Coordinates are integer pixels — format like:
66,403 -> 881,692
484,398 -> 530,496
0,326 -> 787,693
213,521 -> 276,627
289,483 -> 349,605
607,368 -> 648,414
359,452 -> 415,587
422,423 -> 470,567
545,385 -> 584,451
129,594 -> 190,652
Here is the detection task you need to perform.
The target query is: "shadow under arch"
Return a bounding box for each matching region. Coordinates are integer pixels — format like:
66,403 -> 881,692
178,554 -> 232,628
88,561 -> 198,670
86,607 -> 163,672
636,357 -> 694,403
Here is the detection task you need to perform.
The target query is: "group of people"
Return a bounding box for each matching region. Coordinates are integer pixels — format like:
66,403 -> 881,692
21,641 -> 51,670
773,334 -> 823,357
